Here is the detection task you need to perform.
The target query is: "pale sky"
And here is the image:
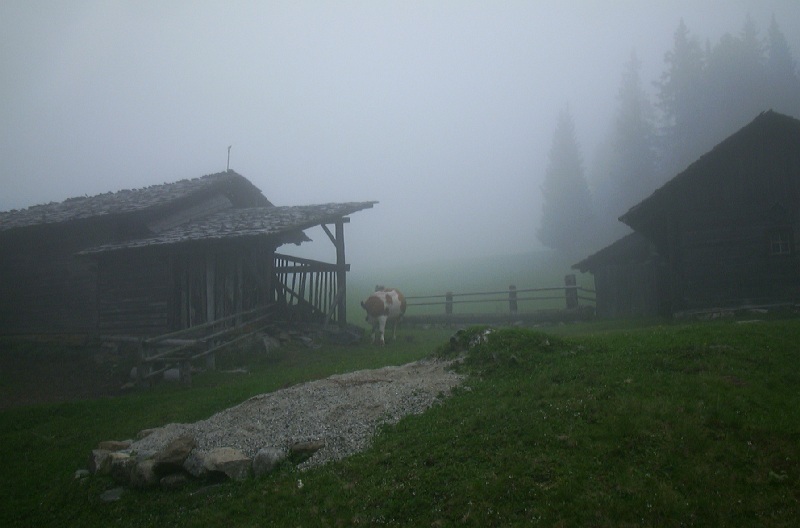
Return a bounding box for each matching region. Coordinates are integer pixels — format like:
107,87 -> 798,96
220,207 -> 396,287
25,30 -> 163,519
2,1 -> 798,268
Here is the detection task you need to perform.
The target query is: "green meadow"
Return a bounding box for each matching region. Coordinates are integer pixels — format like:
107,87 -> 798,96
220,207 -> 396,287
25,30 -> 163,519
1,252 -> 797,526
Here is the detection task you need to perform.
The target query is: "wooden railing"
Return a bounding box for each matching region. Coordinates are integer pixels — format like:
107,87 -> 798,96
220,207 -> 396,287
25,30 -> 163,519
103,252 -> 351,388
402,274 -> 595,325
273,253 -> 345,324
103,304 -> 276,387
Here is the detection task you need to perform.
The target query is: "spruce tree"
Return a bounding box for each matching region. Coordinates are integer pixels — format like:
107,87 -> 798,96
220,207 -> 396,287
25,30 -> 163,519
655,19 -> 706,176
599,50 -> 658,235
766,15 -> 800,117
538,108 -> 595,259
704,15 -> 768,141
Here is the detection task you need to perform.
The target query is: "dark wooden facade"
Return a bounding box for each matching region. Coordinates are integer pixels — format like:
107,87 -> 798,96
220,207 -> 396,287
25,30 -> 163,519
91,239 -> 277,335
573,233 -> 668,318
0,171 -> 375,335
574,111 -> 800,317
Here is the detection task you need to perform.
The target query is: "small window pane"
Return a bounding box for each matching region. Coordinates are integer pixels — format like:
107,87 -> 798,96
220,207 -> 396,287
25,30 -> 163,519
770,231 -> 791,255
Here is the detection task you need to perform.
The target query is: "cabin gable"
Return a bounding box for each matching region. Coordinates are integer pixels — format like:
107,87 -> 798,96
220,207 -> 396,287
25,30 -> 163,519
0,171 -> 375,335
576,111 -> 800,317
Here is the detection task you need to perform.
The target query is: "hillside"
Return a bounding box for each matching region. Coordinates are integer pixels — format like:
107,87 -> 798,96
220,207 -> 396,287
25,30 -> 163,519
1,319 -> 798,526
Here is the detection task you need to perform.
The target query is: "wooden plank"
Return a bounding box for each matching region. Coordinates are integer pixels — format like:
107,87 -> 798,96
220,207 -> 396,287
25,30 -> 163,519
402,308 -> 594,326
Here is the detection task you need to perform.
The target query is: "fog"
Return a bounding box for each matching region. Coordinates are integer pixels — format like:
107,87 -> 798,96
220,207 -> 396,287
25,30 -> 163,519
2,1 -> 798,270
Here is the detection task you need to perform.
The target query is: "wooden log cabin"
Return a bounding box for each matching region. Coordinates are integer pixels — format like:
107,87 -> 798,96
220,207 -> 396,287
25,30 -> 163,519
0,171 -> 375,335
574,111 -> 800,317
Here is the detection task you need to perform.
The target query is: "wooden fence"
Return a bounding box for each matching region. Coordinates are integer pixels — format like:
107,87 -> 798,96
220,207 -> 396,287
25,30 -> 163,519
104,304 -> 276,387
103,252 -> 350,388
273,253 -> 346,325
402,274 -> 595,325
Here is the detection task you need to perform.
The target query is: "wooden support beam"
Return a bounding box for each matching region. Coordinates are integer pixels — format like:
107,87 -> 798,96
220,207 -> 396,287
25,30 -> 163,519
206,253 -> 216,323
335,219 -> 347,326
321,224 -> 336,246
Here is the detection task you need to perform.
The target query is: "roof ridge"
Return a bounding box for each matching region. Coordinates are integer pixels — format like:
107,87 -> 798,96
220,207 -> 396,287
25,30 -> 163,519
0,171 -> 258,231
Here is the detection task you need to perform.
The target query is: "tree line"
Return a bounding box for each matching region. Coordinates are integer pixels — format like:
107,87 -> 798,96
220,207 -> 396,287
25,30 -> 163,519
539,15 -> 800,260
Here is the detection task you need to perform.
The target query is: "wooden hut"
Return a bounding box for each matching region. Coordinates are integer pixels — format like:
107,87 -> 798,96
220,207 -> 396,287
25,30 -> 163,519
0,171 -> 375,335
574,110 -> 800,317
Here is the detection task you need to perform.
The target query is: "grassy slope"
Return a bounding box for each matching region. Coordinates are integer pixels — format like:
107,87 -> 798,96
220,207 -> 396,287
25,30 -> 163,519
2,319 -> 799,527
0,328 -> 452,527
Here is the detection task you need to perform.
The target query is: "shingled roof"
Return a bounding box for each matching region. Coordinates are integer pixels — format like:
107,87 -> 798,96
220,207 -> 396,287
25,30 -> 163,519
572,232 -> 650,273
2,171 -> 377,255
80,202 -> 376,254
619,110 -> 800,237
0,171 -> 269,232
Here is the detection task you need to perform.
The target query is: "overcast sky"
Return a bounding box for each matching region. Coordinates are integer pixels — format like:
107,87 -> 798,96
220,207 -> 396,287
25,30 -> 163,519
2,1 -> 799,269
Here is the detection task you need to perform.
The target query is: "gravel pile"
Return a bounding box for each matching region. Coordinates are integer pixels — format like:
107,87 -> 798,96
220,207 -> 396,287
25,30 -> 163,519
129,358 -> 464,469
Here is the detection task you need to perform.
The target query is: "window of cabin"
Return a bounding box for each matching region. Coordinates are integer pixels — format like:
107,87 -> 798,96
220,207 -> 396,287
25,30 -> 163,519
769,229 -> 792,256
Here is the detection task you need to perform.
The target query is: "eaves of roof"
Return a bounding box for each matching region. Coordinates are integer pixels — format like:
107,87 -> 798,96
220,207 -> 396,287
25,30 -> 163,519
571,231 -> 649,273
80,201 -> 377,254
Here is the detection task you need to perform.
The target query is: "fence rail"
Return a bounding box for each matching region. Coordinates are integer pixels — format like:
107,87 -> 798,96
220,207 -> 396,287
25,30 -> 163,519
402,274 -> 595,325
102,252 -> 352,389
103,304 -> 276,387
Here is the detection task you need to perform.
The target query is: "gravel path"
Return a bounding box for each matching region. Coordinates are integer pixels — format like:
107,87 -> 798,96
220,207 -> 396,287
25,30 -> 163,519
129,358 -> 464,468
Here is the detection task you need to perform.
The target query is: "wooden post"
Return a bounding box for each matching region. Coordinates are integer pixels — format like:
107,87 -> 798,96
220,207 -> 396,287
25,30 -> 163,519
565,274 -> 578,310
335,220 -> 347,326
137,339 -> 151,388
508,285 -> 518,313
445,292 -> 454,315
235,258 -> 243,325
180,359 -> 192,386
206,253 -> 216,324
205,346 -> 216,370
179,266 -> 188,329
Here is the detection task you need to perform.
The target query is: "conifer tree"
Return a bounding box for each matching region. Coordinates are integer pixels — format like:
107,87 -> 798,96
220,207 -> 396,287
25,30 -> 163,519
655,19 -> 706,176
538,108 -> 595,259
765,15 -> 800,117
704,15 -> 768,141
598,50 -> 657,236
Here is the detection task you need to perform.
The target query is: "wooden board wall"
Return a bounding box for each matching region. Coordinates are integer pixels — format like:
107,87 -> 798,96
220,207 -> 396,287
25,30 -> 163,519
0,224 -> 100,334
96,250 -> 172,335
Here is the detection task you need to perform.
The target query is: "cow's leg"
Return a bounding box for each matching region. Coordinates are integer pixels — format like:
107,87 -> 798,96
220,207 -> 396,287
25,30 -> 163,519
391,318 -> 398,341
369,321 -> 379,344
377,315 -> 388,345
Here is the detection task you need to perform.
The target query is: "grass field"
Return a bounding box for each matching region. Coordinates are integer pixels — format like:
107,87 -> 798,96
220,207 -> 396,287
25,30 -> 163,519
1,315 -> 799,527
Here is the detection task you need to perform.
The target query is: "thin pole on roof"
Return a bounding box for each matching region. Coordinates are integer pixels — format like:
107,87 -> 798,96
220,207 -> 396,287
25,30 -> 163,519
227,145 -> 232,171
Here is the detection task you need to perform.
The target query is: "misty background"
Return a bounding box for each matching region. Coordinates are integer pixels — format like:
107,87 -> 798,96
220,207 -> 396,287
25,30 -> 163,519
2,1 -> 799,278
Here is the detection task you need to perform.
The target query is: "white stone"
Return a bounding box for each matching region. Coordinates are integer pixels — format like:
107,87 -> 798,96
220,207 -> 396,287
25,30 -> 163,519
252,446 -> 287,477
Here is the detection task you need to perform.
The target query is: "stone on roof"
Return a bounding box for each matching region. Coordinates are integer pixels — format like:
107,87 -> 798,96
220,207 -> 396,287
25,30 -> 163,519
0,171 -> 266,232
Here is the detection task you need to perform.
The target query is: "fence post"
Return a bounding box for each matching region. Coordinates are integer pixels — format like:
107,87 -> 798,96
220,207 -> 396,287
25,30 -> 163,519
137,339 -> 152,388
445,292 -> 453,315
508,285 -> 518,313
565,274 -> 578,310
205,344 -> 216,370
180,359 -> 192,386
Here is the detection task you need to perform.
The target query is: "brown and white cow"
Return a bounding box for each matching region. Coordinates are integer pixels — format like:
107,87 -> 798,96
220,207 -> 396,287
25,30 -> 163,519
361,286 -> 406,345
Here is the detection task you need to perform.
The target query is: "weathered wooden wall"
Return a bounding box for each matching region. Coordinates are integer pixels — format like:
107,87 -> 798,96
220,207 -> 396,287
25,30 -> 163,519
97,249 -> 172,335
665,153 -> 800,311
593,261 -> 664,318
97,240 -> 277,336
672,217 -> 800,311
0,222 -> 104,334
